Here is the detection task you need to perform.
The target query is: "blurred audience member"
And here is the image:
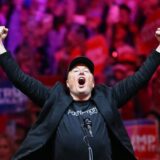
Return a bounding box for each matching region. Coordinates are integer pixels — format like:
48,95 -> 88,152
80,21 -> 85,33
7,0 -> 25,55
0,133 -> 15,160
0,2 -> 10,26
14,122 -> 29,151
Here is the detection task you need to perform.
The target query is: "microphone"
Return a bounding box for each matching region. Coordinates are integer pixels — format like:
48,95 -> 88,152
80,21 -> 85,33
83,118 -> 93,137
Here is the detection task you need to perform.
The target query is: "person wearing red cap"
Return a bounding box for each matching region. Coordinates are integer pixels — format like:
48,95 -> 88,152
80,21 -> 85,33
1,25 -> 160,160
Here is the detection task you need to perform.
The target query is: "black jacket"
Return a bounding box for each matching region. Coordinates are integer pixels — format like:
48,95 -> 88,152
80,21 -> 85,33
0,51 -> 160,160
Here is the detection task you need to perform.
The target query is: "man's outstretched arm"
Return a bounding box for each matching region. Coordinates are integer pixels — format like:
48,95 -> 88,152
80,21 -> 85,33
0,26 -> 50,107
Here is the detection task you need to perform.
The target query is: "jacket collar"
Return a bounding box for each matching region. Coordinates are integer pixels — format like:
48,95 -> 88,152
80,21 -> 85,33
56,83 -> 113,126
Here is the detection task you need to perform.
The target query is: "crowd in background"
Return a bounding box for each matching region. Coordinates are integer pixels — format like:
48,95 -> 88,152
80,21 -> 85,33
0,0 -> 160,159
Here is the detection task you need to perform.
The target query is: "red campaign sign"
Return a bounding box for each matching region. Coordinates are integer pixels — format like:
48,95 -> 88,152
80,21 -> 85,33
125,119 -> 160,160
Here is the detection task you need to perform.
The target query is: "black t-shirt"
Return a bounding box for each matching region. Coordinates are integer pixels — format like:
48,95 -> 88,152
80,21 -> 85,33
53,100 -> 112,160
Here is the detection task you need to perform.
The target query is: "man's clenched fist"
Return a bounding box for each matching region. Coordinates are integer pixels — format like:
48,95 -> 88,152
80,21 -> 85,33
0,26 -> 8,40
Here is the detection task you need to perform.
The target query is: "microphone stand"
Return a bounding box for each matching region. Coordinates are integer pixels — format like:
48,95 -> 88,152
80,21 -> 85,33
79,116 -> 94,160
82,129 -> 94,160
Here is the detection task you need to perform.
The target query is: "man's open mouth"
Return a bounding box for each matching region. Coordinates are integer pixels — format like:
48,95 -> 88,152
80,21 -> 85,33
78,77 -> 85,85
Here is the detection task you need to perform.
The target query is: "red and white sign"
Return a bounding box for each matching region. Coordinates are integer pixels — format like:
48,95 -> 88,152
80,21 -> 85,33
125,119 -> 160,160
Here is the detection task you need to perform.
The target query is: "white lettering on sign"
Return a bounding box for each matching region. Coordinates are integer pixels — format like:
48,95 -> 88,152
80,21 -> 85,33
0,87 -> 27,104
131,135 -> 157,152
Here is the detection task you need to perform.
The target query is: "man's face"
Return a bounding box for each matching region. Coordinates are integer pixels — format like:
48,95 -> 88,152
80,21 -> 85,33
66,64 -> 95,100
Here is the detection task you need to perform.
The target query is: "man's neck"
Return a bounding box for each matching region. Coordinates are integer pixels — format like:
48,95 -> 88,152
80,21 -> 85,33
70,93 -> 91,101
